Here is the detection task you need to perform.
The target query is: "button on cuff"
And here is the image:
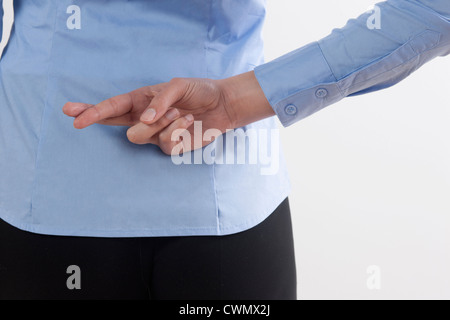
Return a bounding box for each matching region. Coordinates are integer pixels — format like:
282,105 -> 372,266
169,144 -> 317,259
284,104 -> 298,115
315,88 -> 328,98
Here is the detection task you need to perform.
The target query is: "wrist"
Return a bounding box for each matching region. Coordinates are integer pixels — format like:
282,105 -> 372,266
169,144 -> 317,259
219,71 -> 275,129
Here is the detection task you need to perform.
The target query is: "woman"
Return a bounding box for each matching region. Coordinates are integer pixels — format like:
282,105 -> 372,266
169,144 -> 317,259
0,0 -> 449,299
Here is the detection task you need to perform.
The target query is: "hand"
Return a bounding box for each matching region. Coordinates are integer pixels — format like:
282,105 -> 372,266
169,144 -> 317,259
62,71 -> 275,155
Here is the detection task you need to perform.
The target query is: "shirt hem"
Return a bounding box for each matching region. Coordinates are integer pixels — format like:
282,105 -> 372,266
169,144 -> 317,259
0,188 -> 291,238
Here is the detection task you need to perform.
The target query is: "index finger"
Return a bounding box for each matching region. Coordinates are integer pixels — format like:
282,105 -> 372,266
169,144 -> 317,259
72,93 -> 133,129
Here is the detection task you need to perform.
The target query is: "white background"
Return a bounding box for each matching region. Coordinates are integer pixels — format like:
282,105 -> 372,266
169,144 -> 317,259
2,0 -> 450,300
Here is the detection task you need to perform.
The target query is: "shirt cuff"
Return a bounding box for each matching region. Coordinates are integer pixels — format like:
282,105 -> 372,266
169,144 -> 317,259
254,42 -> 344,127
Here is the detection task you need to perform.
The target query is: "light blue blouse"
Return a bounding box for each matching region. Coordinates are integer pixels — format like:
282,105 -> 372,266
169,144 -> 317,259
0,0 -> 449,237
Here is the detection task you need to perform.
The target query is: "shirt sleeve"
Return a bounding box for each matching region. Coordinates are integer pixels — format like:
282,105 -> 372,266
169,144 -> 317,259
0,0 -> 4,44
254,0 -> 450,127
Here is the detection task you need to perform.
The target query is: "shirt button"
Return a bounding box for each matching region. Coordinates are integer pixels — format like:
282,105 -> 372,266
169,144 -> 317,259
284,104 -> 298,116
315,88 -> 328,98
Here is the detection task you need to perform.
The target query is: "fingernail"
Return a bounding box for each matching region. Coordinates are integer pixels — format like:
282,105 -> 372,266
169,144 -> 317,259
185,114 -> 194,123
165,108 -> 179,121
141,108 -> 156,122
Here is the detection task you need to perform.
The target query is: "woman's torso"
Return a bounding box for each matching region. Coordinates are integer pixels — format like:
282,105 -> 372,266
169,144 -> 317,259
0,0 -> 290,237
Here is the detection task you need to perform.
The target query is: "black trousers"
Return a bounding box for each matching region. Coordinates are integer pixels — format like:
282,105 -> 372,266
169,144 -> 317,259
0,198 -> 296,300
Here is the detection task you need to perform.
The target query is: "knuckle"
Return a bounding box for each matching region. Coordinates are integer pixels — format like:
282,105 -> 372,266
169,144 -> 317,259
108,96 -> 121,114
158,130 -> 171,144
169,77 -> 186,87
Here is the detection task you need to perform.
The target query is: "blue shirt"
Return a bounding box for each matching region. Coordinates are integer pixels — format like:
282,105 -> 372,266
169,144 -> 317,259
0,0 -> 449,237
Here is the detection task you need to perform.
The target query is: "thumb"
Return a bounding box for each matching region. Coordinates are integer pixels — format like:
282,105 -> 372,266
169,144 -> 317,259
140,78 -> 189,124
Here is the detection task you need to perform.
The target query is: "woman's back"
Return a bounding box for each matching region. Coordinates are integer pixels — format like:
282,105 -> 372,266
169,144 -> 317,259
0,0 -> 290,237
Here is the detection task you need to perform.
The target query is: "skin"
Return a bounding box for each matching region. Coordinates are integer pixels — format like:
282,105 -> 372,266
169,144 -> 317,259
62,71 -> 275,155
